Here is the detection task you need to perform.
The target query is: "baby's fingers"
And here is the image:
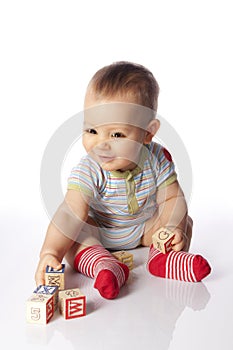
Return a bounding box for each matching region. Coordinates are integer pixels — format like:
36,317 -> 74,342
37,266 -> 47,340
35,261 -> 50,286
45,255 -> 62,271
171,231 -> 183,245
35,255 -> 62,286
172,241 -> 185,252
171,230 -> 185,252
35,270 -> 45,287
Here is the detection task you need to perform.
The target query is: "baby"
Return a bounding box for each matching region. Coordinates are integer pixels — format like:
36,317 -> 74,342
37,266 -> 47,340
35,62 -> 211,299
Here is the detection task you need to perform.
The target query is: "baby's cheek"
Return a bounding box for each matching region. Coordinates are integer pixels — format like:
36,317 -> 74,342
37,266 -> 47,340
115,141 -> 141,160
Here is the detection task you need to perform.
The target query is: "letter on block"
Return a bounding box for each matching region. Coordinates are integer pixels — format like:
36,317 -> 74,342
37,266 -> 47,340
112,251 -> 134,270
26,294 -> 54,324
33,285 -> 59,310
152,227 -> 175,254
45,264 -> 65,290
59,288 -> 86,320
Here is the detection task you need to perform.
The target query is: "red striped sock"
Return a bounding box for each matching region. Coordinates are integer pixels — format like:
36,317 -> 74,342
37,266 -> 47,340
74,245 -> 129,299
147,245 -> 211,282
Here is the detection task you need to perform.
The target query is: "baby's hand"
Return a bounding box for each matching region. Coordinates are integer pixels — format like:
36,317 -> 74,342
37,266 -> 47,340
171,229 -> 186,252
35,254 -> 63,286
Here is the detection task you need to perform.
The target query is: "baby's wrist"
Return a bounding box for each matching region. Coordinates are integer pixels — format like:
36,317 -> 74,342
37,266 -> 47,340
164,225 -> 184,233
40,252 -> 58,260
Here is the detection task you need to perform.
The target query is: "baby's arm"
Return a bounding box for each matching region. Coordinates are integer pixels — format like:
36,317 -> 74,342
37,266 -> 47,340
156,180 -> 188,251
35,190 -> 90,286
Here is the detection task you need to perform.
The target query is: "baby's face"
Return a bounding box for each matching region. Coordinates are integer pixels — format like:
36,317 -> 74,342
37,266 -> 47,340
83,93 -> 150,171
83,121 -> 146,171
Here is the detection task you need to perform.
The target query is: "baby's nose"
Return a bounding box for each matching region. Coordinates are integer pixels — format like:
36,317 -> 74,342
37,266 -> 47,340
96,140 -> 111,150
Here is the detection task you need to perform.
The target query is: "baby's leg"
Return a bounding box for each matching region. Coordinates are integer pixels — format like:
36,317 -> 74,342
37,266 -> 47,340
147,246 -> 211,282
65,217 -> 129,299
65,216 -> 101,266
142,215 -> 211,282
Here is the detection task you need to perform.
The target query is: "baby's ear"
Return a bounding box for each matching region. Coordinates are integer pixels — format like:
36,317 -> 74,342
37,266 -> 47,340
144,119 -> 160,144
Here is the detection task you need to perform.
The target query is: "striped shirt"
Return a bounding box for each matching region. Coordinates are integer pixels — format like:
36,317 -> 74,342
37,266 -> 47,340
67,142 -> 176,249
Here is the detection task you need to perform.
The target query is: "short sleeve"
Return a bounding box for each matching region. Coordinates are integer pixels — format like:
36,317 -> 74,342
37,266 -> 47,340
149,142 -> 177,188
67,156 -> 104,197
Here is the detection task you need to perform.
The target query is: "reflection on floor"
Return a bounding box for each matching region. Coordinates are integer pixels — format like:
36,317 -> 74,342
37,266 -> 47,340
25,247 -> 212,350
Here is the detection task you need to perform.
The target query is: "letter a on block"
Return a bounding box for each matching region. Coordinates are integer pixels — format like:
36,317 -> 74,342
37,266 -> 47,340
66,297 -> 86,319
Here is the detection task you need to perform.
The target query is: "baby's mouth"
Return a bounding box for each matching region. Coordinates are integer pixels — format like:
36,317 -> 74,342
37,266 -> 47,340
97,155 -> 115,163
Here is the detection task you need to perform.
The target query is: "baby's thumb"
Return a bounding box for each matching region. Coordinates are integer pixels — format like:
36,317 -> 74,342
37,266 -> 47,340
48,256 -> 63,271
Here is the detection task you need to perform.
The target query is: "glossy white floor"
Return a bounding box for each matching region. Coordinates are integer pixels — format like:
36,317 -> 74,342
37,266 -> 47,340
1,204 -> 232,350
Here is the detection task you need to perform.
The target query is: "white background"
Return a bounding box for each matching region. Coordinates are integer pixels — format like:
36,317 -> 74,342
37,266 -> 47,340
0,1 -> 233,349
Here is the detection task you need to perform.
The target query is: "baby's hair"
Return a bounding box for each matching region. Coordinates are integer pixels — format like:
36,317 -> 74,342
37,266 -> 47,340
87,61 -> 160,111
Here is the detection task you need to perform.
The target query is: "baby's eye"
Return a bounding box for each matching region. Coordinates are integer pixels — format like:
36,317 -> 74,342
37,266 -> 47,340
111,132 -> 125,138
86,128 -> 97,134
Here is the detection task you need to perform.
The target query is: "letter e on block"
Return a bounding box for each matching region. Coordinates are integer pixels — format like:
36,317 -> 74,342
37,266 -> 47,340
59,288 -> 86,320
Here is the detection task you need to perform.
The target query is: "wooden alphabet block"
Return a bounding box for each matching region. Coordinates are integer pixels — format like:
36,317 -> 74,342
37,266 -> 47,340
152,227 -> 175,254
112,251 -> 134,270
33,285 -> 59,310
26,294 -> 54,324
45,264 -> 65,290
59,288 -> 86,320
